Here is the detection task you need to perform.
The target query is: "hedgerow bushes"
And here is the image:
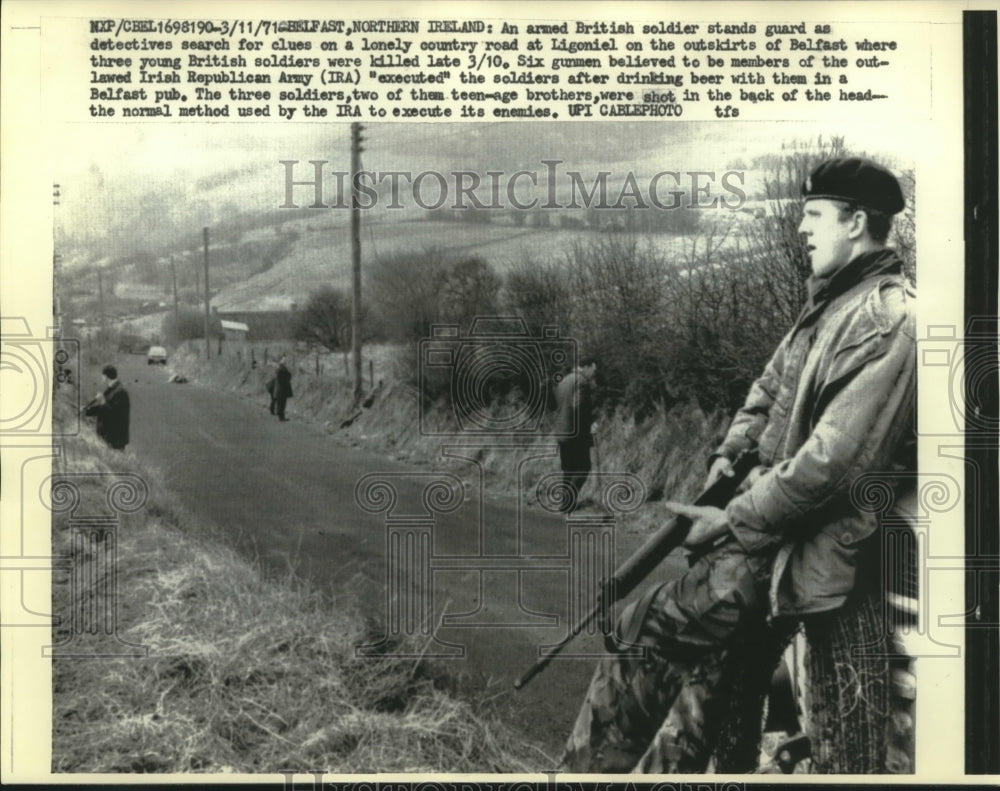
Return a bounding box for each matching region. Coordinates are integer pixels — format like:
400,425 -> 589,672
363,139 -> 914,418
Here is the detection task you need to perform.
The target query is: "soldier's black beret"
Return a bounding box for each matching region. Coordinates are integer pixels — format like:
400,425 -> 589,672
802,157 -> 905,215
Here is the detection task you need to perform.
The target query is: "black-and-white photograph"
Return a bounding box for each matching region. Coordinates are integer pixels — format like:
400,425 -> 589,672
1,0 -> 995,784
43,118 -> 925,774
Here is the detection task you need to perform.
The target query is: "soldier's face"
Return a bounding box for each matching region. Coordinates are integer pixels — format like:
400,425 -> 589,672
798,199 -> 854,278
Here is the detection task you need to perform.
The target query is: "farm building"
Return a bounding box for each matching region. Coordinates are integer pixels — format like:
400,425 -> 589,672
220,319 -> 249,342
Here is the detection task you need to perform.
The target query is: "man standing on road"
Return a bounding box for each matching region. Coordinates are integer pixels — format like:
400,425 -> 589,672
83,364 -> 131,451
274,355 -> 293,421
554,357 -> 597,512
560,158 -> 916,773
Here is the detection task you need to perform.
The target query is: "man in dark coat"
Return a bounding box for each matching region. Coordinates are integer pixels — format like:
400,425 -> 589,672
554,357 -> 597,512
83,364 -> 130,450
274,356 -> 293,421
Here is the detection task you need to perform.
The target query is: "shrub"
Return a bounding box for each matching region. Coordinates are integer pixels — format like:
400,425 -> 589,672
370,251 -> 503,406
368,250 -> 450,343
563,234 -> 672,415
502,256 -> 573,338
292,286 -> 352,352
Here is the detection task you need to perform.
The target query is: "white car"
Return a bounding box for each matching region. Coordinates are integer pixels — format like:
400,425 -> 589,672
147,345 -> 167,365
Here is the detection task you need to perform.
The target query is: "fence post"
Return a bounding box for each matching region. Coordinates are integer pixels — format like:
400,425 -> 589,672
369,359 -> 374,389
316,350 -> 320,377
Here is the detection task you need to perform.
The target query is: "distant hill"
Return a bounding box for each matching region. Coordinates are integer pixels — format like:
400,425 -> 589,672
212,217 -> 695,311
60,208 -> 741,319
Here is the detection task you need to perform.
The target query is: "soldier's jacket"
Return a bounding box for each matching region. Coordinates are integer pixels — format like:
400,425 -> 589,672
713,249 -> 916,616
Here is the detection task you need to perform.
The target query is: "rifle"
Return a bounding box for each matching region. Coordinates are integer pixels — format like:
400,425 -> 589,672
80,394 -> 103,414
514,449 -> 758,690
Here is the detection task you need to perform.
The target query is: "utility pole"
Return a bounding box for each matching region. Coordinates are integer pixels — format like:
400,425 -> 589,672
350,122 -> 364,403
203,226 -> 211,359
170,255 -> 179,343
97,269 -> 106,348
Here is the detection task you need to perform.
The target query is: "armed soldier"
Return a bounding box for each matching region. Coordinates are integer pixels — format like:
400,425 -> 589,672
560,158 -> 916,773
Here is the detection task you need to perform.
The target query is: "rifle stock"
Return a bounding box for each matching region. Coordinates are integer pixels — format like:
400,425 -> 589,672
514,450 -> 758,690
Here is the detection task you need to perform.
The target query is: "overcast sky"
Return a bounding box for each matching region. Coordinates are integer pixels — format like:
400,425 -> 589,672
53,120 -> 916,255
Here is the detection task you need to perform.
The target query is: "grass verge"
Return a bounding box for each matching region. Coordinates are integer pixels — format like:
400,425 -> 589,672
52,413 -> 545,773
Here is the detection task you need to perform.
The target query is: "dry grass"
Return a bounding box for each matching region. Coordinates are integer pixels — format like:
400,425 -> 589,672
52,406 -> 540,774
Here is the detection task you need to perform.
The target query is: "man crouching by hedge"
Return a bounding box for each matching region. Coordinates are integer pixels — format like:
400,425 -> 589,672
560,158 -> 916,774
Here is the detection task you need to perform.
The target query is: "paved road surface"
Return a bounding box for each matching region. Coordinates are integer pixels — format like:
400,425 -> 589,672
111,356 -> 687,764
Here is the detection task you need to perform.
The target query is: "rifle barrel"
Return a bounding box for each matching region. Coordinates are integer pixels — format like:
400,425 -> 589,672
609,514 -> 691,594
513,450 -> 758,690
513,600 -> 603,690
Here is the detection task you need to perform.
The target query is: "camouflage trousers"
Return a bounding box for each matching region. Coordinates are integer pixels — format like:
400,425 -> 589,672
560,541 -> 788,774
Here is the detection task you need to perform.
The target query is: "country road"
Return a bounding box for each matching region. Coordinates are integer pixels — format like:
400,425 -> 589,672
109,355 -> 688,763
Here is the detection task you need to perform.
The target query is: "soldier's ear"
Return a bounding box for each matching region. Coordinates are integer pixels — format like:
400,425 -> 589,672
847,209 -> 869,240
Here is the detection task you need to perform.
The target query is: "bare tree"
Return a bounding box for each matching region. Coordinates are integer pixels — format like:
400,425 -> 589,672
437,257 -> 501,331
292,286 -> 352,351
504,256 -> 573,337
891,167 -> 917,283
565,234 -> 671,410
368,249 -> 451,342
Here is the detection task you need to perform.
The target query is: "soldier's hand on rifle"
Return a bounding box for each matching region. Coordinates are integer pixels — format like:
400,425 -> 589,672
705,456 -> 734,488
663,502 -> 730,548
